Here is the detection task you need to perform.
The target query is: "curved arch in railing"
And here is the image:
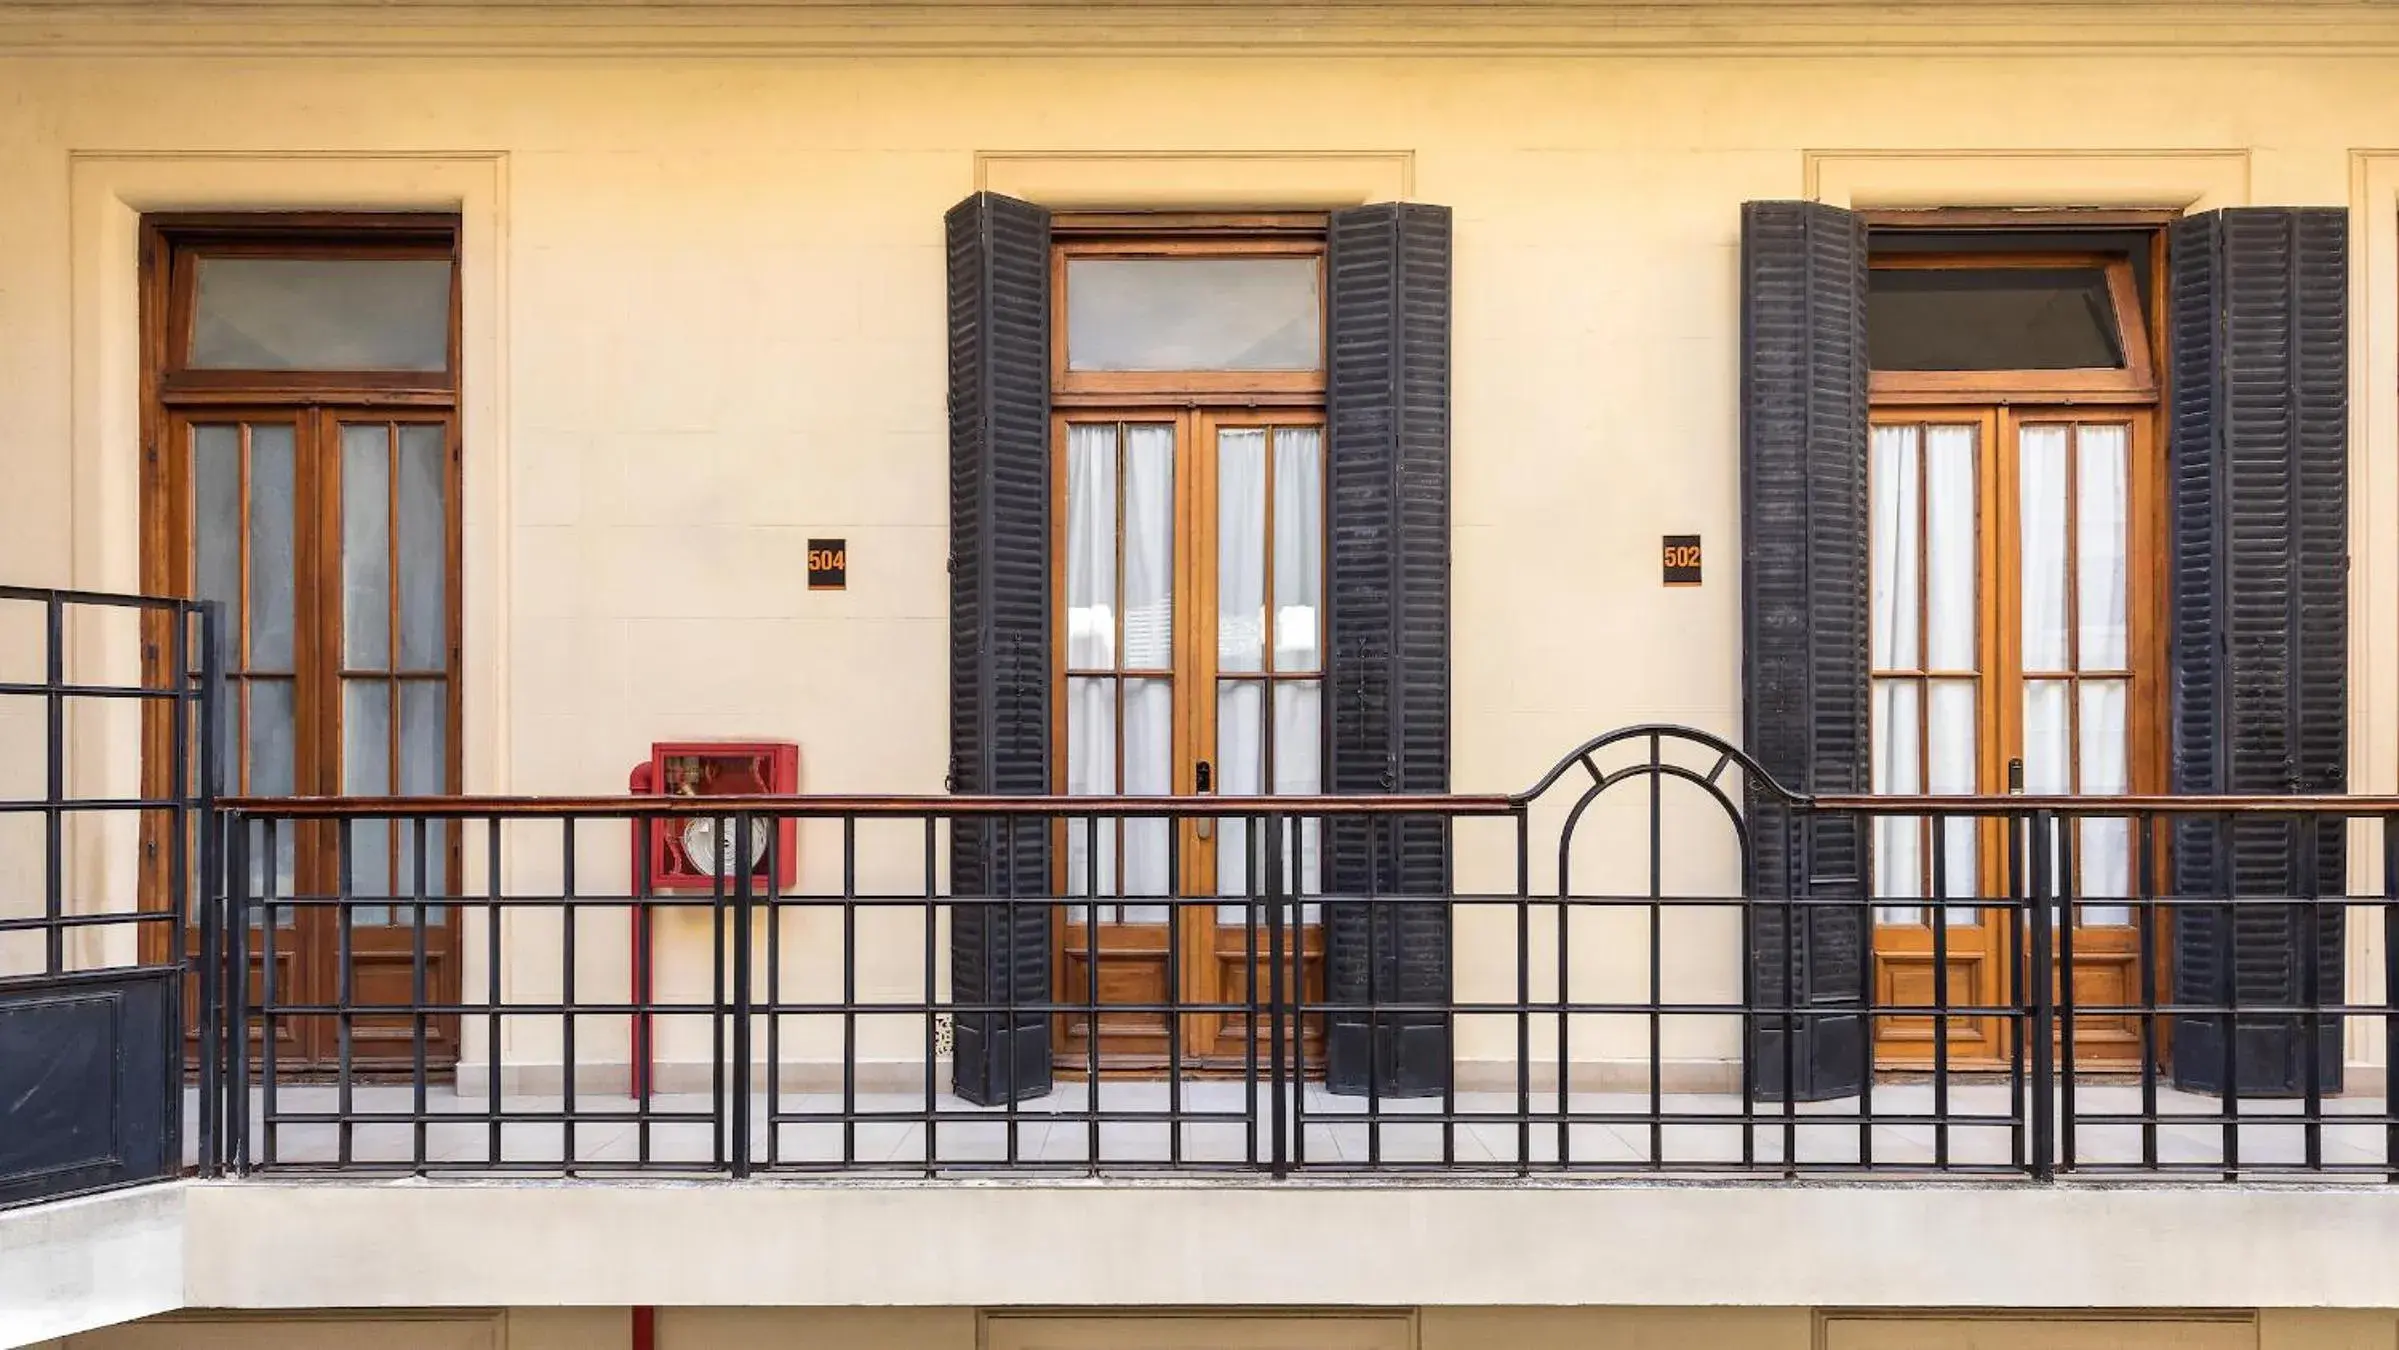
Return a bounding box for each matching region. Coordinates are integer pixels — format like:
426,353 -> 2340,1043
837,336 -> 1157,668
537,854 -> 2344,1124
1509,724 -> 1788,899
1513,722 -> 1804,808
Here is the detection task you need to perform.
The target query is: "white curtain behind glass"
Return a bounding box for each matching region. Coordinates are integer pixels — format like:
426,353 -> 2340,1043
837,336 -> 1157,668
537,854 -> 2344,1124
1870,425 -> 1924,924
1923,425 -> 1981,916
1273,428 -> 1324,916
1119,427 -> 1176,921
1216,426 -> 1324,924
1062,423 -> 1175,924
1871,422 -> 1981,926
1063,426 -> 1118,920
2019,422 -> 2134,926
2076,426 -> 2132,923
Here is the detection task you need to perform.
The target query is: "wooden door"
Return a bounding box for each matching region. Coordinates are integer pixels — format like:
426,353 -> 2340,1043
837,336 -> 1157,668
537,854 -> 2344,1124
1866,408 -> 2163,1070
138,215 -> 465,1075
149,407 -> 462,1072
1052,410 -> 1326,1072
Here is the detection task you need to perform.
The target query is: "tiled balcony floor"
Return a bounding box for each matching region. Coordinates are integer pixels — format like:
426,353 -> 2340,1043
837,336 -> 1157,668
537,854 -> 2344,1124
187,1080 -> 2397,1178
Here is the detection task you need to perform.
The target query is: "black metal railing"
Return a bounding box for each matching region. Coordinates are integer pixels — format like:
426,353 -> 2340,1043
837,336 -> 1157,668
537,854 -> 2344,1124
193,725 -> 2399,1182
0,586 -> 217,1207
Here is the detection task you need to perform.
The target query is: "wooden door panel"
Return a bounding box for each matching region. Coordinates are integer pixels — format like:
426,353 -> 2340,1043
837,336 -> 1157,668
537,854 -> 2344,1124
1208,928 -> 1324,1065
1054,913 -> 1182,1066
198,940 -> 310,1063
2057,940 -> 2145,1064
340,940 -> 458,1068
1872,942 -> 2006,1065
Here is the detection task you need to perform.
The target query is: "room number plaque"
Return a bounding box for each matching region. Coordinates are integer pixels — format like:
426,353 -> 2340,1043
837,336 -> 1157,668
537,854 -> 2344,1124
808,539 -> 847,591
1662,535 -> 1702,586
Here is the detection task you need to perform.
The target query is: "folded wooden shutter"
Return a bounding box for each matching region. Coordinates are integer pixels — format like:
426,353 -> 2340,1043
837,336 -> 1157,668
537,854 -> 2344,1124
1325,201 -> 1453,1097
2167,207 -> 2349,1096
1738,200 -> 1871,1102
947,191 -> 1054,1106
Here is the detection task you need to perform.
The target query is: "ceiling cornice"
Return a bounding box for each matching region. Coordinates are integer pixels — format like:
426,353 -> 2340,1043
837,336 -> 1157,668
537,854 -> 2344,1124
4,2 -> 2399,58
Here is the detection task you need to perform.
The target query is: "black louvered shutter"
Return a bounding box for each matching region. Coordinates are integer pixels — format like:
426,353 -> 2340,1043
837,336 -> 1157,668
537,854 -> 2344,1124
1325,202 -> 1452,1097
947,191 -> 1054,1106
1738,200 -> 1870,1102
2167,208 -> 2348,1097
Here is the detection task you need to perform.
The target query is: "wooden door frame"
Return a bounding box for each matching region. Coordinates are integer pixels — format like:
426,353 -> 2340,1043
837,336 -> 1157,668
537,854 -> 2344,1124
136,213 -> 465,1072
1860,216 -> 2170,1075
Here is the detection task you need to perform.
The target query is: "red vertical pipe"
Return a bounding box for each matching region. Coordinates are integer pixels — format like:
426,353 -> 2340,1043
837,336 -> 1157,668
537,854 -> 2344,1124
631,1305 -> 657,1350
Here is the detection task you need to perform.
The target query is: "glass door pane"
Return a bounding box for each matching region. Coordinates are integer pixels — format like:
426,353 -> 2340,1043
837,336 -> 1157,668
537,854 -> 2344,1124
2018,419 -> 2135,925
188,418 -> 302,920
1062,421 -> 1177,925
1213,423 -> 1323,925
335,418 -> 454,925
1869,420 -> 1981,926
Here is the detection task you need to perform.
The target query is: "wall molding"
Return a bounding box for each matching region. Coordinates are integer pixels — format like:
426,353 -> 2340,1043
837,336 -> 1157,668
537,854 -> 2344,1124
1805,149 -> 2253,212
975,151 -> 1413,208
65,149 -> 512,795
9,3 -> 2399,58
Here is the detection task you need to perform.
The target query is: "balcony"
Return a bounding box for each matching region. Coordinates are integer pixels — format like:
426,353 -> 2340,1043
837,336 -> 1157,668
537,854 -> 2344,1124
3,585 -> 2395,1210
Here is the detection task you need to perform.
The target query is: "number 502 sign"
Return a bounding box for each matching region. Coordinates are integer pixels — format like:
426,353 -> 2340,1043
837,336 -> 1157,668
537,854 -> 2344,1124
1661,535 -> 1702,586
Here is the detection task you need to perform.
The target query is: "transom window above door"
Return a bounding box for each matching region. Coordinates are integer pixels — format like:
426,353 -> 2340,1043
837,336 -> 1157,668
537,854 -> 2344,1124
158,217 -> 459,393
1865,229 -> 2155,401
1052,223 -> 1327,400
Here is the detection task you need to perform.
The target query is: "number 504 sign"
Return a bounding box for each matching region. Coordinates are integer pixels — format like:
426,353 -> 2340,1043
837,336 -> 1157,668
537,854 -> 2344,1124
808,539 -> 847,591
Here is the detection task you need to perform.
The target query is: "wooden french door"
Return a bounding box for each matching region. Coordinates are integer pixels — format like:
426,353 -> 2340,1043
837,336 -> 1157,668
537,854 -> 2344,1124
1052,408 -> 1328,1071
1866,407 -> 2163,1070
147,407 -> 462,1071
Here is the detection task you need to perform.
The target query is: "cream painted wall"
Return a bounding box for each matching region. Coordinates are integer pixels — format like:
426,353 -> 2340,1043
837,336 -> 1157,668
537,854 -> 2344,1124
1,22 -> 2394,1079
37,1307 -> 2399,1350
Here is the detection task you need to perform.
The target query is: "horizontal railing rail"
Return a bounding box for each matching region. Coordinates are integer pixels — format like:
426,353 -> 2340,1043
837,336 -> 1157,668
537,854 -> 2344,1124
191,725 -> 2399,1183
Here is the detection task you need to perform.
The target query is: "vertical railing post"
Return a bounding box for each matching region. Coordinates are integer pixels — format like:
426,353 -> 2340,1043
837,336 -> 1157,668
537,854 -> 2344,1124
42,593 -> 63,980
2382,812 -> 2399,1185
2027,808 -> 2057,1182
2298,812 -> 2324,1170
194,600 -> 226,1178
730,812 -> 755,1179
1266,812 -> 1289,1179
226,815 -> 251,1174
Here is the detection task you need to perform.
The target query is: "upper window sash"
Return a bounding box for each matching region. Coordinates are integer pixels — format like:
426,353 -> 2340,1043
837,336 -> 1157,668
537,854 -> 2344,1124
1051,236 -> 1328,402
152,218 -> 461,401
1867,251 -> 2155,404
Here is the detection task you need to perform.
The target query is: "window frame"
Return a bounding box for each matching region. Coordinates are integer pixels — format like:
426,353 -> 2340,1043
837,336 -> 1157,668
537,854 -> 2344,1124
1050,226 -> 1328,404
1866,250 -> 2156,404
151,212 -> 462,402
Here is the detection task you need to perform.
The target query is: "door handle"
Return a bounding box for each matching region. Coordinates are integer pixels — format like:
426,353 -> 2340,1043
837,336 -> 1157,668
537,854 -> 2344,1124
1194,760 -> 1213,841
